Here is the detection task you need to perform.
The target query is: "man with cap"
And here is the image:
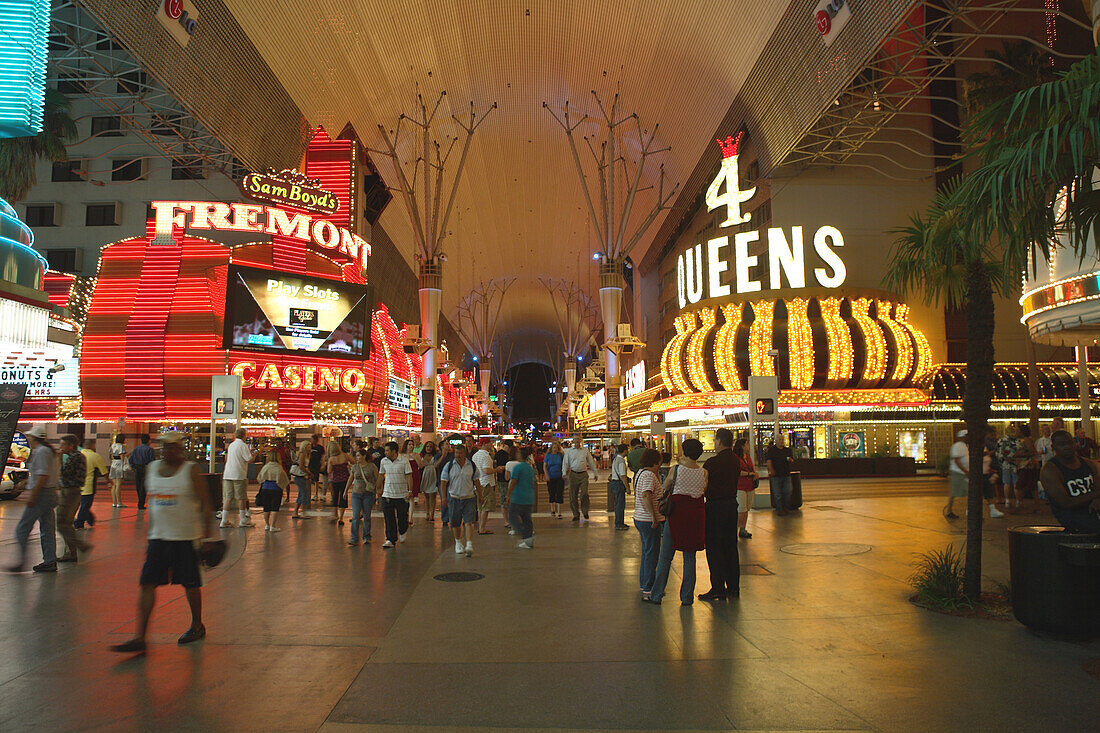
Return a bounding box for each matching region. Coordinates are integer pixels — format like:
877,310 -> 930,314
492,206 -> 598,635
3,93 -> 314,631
472,437 -> 498,534
111,431 -> 214,653
6,426 -> 61,573
56,434 -> 91,563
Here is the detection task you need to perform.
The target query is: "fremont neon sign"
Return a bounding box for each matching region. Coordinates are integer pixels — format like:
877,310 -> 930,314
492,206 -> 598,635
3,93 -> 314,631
677,133 -> 846,309
150,201 -> 370,267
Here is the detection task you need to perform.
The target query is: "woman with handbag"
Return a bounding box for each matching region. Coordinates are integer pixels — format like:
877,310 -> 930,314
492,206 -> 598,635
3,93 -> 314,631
648,439 -> 707,606
327,441 -> 351,525
348,450 -> 379,545
256,451 -> 289,532
633,448 -> 664,602
733,438 -> 756,539
291,440 -> 312,519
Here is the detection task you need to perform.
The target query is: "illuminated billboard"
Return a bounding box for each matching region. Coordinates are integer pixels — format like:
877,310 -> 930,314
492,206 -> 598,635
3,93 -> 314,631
223,264 -> 372,359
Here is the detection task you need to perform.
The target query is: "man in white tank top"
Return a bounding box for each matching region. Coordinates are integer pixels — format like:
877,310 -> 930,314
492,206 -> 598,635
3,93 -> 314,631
111,432 -> 214,653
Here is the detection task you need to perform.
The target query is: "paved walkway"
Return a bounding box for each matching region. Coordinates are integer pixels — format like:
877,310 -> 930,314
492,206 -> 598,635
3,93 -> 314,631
0,485 -> 1097,732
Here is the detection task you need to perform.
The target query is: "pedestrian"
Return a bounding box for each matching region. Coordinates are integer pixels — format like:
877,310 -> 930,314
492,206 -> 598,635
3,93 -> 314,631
276,440 -> 293,504
221,427 -> 257,528
400,439 -> 421,525
472,438 -> 498,534
507,446 -> 537,549
419,441 -> 440,522
326,441 -> 350,525
608,443 -> 630,530
544,440 -> 565,518
378,441 -> 411,548
649,438 -> 707,605
1039,429 -> 1100,533
6,426 -> 60,573
109,432 -> 214,653
109,434 -> 127,507
129,434 -> 156,511
441,443 -> 479,557
945,429 -> 969,519
535,446 -> 545,479
291,439 -> 312,519
436,440 -> 455,527
996,424 -> 1021,510
75,438 -> 106,529
494,440 -> 513,532
626,438 -> 644,481
633,448 -> 664,602
698,428 -> 741,600
56,434 -> 91,563
309,434 -> 325,501
733,437 -> 756,539
563,436 -> 597,524
1036,424 -> 1054,467
765,433 -> 796,515
256,451 -> 289,532
348,450 -> 379,545
1075,426 -> 1099,459
1015,426 -> 1040,514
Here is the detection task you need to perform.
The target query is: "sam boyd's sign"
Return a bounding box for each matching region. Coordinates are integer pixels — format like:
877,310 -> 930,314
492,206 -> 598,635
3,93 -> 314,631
241,169 -> 340,216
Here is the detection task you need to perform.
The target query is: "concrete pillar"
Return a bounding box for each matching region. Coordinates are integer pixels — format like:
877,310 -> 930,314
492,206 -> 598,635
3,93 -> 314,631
1078,344 -> 1092,438
599,260 -> 623,432
418,260 -> 442,440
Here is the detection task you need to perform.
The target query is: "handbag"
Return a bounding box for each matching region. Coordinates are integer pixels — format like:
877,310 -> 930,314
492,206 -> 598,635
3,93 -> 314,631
658,465 -> 678,517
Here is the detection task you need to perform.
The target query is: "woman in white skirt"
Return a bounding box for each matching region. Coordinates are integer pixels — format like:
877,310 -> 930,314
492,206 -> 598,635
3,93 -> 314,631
109,435 -> 127,507
418,441 -> 440,522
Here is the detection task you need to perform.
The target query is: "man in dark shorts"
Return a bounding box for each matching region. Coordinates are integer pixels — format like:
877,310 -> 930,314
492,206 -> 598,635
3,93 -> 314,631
111,432 -> 214,653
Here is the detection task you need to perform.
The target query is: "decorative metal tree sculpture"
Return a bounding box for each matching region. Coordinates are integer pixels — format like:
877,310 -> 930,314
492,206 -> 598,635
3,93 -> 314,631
539,276 -> 599,429
544,91 -> 678,431
369,92 -> 496,437
454,278 -> 515,420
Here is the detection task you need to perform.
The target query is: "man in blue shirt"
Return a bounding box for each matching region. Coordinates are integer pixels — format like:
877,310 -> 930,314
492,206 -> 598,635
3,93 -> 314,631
507,448 -> 537,549
129,434 -> 157,510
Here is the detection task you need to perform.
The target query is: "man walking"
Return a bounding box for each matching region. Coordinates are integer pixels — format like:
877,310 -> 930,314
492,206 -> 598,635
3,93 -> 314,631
441,443 -> 479,556
75,438 -> 106,529
378,441 -> 411,548
110,432 -> 214,653
472,438 -> 498,534
221,427 -> 256,528
609,443 -> 630,530
563,436 -> 597,524
57,434 -> 91,563
765,433 -> 796,515
699,428 -> 740,600
6,427 -> 60,573
129,433 -> 156,510
626,438 -> 644,481
494,440 -> 513,531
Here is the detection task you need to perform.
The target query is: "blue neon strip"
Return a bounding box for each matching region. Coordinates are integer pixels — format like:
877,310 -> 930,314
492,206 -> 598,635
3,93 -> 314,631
0,195 -> 47,270
0,0 -> 50,138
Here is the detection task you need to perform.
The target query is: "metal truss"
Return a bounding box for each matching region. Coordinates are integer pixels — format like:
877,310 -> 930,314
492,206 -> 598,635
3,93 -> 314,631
780,0 -> 1091,178
46,0 -> 238,176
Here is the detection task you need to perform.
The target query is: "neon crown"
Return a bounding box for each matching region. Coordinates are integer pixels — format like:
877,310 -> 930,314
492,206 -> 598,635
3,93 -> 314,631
716,132 -> 745,159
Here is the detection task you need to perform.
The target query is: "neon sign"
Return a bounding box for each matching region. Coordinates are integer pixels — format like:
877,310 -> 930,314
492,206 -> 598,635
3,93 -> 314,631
241,169 -> 339,216
677,134 -> 846,308
150,201 -> 370,267
0,0 -> 48,138
231,361 -> 368,393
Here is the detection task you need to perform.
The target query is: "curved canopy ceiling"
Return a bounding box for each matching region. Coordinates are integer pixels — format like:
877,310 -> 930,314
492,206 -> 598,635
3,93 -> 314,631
223,0 -> 789,366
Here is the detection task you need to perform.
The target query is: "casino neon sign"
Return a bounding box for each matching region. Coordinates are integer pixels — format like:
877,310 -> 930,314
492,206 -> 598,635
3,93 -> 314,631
231,361 -> 368,393
677,133 -> 846,309
150,201 -> 370,268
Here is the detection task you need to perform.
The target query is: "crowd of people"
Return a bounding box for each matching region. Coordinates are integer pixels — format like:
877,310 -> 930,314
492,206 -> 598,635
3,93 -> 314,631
6,420 -> 1100,653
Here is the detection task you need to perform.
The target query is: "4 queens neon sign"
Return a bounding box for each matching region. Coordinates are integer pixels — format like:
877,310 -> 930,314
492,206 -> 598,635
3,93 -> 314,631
150,201 -> 370,268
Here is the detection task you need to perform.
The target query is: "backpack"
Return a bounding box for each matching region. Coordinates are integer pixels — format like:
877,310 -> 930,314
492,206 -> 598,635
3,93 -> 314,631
658,465 -> 679,517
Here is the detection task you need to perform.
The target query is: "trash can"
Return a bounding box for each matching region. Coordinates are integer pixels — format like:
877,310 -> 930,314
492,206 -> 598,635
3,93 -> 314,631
1008,526 -> 1100,635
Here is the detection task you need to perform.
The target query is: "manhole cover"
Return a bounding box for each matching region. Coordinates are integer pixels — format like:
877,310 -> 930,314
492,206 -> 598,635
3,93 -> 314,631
740,564 -> 773,575
780,543 -> 872,556
434,572 -> 485,582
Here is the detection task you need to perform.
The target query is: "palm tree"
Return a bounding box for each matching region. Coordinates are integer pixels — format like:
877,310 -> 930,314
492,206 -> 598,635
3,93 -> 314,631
0,88 -> 78,201
886,181 -> 1006,601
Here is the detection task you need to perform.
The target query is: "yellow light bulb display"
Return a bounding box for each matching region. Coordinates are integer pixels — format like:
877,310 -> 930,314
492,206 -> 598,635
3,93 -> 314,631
715,303 -> 743,391
895,303 -> 932,379
876,299 -> 913,383
787,297 -> 814,390
850,298 -> 886,386
748,300 -> 775,377
660,312 -> 696,395
687,307 -> 716,392
819,296 -> 853,385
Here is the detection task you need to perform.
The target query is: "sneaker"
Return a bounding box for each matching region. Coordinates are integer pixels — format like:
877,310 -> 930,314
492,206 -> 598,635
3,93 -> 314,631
109,638 -> 146,654
989,507 -> 1004,518
455,540 -> 465,554
348,540 -> 359,546
268,526 -> 282,533
517,540 -> 533,549
738,529 -> 752,539
464,542 -> 473,557
398,533 -> 407,543
508,529 -> 516,535
382,540 -> 395,548
177,624 -> 206,645
239,520 -> 254,528
219,520 -> 234,528
58,554 -> 78,563
33,562 -> 57,573
615,525 -> 629,531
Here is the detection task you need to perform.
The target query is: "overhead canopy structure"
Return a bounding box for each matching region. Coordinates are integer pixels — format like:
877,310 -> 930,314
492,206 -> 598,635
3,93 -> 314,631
220,0 -> 790,361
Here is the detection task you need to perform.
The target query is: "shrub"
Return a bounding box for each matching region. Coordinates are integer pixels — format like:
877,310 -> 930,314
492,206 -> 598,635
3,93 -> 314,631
909,543 -> 974,611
